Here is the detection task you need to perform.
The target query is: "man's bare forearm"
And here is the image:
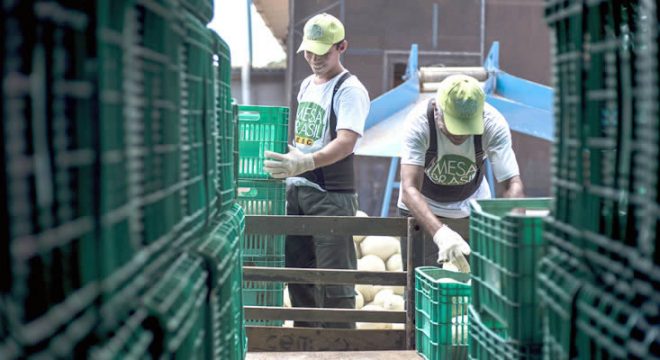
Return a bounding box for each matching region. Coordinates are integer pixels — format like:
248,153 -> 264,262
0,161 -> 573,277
501,175 -> 525,198
311,130 -> 359,168
402,185 -> 444,237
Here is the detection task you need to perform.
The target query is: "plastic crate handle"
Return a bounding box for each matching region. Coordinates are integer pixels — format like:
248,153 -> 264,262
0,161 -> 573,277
237,187 -> 259,198
238,111 -> 261,121
415,266 -> 471,299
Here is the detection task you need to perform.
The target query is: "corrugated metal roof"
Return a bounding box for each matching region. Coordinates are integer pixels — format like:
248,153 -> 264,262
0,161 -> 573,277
253,0 -> 288,51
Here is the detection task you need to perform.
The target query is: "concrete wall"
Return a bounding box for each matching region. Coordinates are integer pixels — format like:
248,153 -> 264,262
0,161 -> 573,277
231,68 -> 287,106
485,0 -> 551,85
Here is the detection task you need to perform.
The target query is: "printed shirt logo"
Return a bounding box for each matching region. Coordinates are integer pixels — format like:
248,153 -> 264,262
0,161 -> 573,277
306,24 -> 324,40
425,154 -> 477,185
295,101 -> 326,146
454,98 -> 478,118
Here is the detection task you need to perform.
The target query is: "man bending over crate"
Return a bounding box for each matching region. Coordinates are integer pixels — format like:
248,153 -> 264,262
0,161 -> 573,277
398,75 -> 524,272
263,13 -> 370,328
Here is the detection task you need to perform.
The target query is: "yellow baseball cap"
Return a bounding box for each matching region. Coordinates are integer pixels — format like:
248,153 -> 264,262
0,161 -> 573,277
436,75 -> 485,135
297,13 -> 345,56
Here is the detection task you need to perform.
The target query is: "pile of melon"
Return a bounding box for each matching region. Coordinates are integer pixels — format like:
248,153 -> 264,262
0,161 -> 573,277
353,210 -> 406,329
282,210 -> 406,329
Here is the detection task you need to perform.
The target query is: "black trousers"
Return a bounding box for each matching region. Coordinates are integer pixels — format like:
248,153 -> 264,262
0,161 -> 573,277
285,185 -> 358,328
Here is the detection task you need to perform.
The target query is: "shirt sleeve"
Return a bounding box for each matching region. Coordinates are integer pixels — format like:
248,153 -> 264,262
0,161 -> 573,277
297,76 -> 311,102
484,110 -> 520,182
334,84 -> 370,137
400,103 -> 429,167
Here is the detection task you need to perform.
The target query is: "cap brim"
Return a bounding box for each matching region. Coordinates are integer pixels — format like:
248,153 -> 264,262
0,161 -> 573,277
443,111 -> 484,135
297,39 -> 332,55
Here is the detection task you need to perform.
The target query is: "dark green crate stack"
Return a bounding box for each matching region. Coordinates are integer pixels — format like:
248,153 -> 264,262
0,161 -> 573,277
468,198 -> 551,360
2,1 -> 101,357
213,34 -> 236,213
198,205 -> 246,360
1,1 -> 245,359
142,253 -> 208,358
542,1 -> 659,359
237,105 -> 289,326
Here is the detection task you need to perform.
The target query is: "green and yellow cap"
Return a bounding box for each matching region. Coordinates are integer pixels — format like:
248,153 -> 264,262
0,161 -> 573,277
436,75 -> 485,135
297,13 -> 345,56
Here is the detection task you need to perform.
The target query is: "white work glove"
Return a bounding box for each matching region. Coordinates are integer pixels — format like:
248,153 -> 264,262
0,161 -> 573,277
433,225 -> 471,273
263,145 -> 315,179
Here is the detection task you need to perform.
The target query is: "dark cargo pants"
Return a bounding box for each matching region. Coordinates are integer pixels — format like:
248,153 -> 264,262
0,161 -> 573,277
285,185 -> 358,328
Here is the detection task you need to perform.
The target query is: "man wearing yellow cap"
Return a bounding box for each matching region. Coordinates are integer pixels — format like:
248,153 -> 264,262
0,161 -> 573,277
398,75 -> 524,272
263,13 -> 370,328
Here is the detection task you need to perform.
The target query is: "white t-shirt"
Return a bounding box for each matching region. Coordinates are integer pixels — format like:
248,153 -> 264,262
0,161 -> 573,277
287,71 -> 370,190
397,101 -> 519,218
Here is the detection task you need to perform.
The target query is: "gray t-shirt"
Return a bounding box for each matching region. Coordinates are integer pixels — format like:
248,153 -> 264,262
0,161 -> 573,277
287,71 -> 370,191
397,101 -> 519,218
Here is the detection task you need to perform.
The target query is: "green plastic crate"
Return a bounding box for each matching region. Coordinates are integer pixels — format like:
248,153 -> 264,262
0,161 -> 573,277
238,106 -> 289,179
208,232 -> 244,360
574,281 -> 641,360
97,0 -> 138,283
242,255 -> 285,326
237,179 -> 286,215
547,0 -> 648,274
180,11 -> 215,228
634,0 -> 659,268
626,312 -> 659,359
211,32 -> 235,212
228,202 -> 246,234
414,267 -> 471,360
203,206 -> 246,359
180,0 -> 214,24
211,287 -> 243,360
191,220 -> 238,291
537,248 -> 589,360
468,305 -> 542,360
232,102 -> 240,194
143,253 -> 208,359
88,310 -> 154,360
469,198 -> 550,344
0,338 -> 19,360
4,0 -> 100,338
238,179 -> 286,258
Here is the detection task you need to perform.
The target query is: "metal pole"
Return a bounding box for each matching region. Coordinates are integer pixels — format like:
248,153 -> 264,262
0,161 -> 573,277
381,157 -> 400,217
286,0 -> 296,142
242,0 -> 253,104
480,0 -> 486,63
432,3 -> 438,49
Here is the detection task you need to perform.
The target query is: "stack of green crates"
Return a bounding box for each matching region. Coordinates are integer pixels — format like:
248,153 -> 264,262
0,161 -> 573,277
542,1 -> 659,358
88,310 -> 154,359
468,198 -> 550,359
180,9 -> 215,236
1,1 -> 246,358
212,34 -> 235,213
2,0 -> 100,355
536,248 -> 590,360
237,105 -> 289,326
142,253 -> 208,359
180,0 -> 214,24
414,267 -> 471,360
192,204 -> 246,360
